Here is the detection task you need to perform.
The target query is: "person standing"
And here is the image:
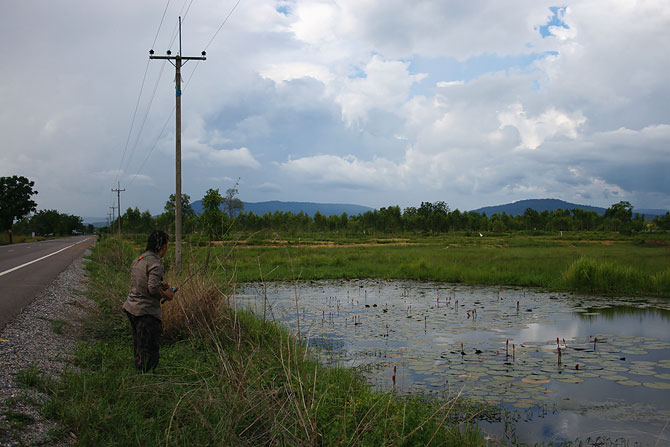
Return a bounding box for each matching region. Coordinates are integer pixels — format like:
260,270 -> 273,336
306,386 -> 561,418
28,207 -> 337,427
122,230 -> 175,372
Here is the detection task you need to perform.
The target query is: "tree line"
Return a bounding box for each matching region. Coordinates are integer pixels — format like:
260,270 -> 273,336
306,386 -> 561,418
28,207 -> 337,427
110,196 -> 669,238
3,175 -> 669,245
1,175 -> 88,243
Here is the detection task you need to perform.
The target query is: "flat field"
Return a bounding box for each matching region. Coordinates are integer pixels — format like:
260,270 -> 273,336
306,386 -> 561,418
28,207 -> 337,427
184,232 -> 670,297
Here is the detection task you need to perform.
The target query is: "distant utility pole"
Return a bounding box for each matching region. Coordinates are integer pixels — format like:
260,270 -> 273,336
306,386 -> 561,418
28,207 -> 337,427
111,182 -> 125,236
109,206 -> 116,233
150,16 -> 206,273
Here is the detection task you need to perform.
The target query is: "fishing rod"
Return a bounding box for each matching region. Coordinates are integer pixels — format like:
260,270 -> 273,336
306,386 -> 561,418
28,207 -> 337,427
162,267 -> 204,303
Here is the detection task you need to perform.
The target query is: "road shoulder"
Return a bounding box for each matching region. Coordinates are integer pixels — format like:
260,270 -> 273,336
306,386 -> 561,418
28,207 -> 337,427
0,250 -> 96,446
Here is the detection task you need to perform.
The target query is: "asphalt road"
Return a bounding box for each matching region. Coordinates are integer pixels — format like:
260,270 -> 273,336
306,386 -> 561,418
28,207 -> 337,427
0,236 -> 96,329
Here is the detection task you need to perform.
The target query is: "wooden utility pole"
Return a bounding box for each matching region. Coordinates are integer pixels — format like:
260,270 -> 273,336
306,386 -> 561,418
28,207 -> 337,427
111,182 -> 125,236
150,16 -> 206,273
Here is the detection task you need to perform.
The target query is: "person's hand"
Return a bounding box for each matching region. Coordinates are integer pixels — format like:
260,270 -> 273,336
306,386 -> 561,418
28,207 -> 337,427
161,285 -> 174,302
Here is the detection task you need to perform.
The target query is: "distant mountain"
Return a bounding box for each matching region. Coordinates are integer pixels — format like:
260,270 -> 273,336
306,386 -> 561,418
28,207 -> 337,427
191,200 -> 374,217
82,217 -> 108,228
469,199 -> 667,218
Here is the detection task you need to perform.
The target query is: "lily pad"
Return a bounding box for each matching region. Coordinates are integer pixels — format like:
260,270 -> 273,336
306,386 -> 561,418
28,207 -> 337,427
600,375 -> 629,381
522,377 -> 551,385
643,382 -> 670,390
616,380 -> 642,386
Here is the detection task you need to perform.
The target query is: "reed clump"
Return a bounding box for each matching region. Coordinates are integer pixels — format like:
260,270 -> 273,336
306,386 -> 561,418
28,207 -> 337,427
161,270 -> 226,338
561,256 -> 651,295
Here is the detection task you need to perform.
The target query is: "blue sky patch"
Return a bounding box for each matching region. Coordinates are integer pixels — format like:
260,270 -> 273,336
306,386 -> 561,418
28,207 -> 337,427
276,5 -> 291,15
539,6 -> 569,38
348,65 -> 367,79
408,51 -> 556,96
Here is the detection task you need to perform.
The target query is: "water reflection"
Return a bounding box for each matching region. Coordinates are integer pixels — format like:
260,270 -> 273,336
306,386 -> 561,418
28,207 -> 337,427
237,280 -> 670,445
577,304 -> 670,322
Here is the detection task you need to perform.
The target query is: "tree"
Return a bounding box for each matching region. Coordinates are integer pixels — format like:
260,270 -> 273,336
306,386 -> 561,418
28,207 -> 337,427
164,193 -> 195,218
224,186 -> 243,218
654,212 -> 670,231
201,188 -> 225,269
0,176 -> 38,244
30,210 -> 61,236
604,201 -> 634,233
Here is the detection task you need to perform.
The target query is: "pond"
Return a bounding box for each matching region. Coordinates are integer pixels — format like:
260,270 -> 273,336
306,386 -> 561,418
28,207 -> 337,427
237,280 -> 670,445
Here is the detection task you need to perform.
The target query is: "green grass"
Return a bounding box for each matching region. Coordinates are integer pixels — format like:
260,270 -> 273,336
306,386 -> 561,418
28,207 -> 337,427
198,232 -> 670,297
31,237 -> 490,446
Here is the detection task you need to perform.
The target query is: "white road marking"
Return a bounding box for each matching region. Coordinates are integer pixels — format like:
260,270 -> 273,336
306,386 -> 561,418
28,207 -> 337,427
0,238 -> 91,277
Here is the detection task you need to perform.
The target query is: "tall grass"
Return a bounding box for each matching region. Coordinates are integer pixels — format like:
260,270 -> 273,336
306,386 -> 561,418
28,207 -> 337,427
37,237 -> 489,446
209,233 -> 670,297
561,256 -> 670,295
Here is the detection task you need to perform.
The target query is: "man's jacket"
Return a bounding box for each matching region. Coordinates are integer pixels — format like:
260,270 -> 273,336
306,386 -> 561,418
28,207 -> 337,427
123,251 -> 165,320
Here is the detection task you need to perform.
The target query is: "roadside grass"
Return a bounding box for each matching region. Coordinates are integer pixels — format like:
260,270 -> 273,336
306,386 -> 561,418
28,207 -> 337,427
33,237 -> 489,446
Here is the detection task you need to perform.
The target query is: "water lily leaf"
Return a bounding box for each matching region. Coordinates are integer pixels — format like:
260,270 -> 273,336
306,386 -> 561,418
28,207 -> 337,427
631,361 -> 657,367
601,375 -> 629,381
643,382 -> 670,390
616,380 -> 642,386
654,374 -> 670,380
522,377 -> 551,385
628,370 -> 656,376
513,401 -> 535,409
556,377 -> 584,383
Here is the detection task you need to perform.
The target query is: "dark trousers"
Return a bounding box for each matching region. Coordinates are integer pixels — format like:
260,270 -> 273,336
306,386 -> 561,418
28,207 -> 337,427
125,311 -> 162,372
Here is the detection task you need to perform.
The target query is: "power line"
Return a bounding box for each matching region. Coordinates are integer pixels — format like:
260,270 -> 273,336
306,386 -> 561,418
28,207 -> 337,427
205,0 -> 244,51
116,59 -> 151,183
127,0 -> 244,187
128,104 -> 175,188
167,0 -> 196,50
122,60 -> 169,176
116,0 -> 174,185
152,0 -> 173,49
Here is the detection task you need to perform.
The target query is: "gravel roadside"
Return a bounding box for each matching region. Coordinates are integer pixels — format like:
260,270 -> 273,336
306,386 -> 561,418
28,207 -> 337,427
0,250 -> 96,446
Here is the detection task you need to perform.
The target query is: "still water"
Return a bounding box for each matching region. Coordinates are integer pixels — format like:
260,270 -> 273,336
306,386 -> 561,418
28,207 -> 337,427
238,280 -> 670,445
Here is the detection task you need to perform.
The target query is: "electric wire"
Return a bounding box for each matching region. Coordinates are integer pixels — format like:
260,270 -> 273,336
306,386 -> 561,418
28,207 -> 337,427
204,0 -> 243,51
167,0 -> 196,51
152,0 -> 172,49
115,59 -> 151,184
128,0 -> 244,188
128,106 -> 175,189
114,0 -> 172,188
127,62 -> 199,189
122,60 -> 169,176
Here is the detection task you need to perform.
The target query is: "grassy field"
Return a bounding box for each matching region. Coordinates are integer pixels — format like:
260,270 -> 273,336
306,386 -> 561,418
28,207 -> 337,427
17,232 -> 669,445
23,237 -> 490,446
184,231 -> 670,297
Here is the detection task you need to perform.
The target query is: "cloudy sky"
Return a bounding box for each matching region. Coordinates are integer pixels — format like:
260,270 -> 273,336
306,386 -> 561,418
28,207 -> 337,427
2,0 -> 669,218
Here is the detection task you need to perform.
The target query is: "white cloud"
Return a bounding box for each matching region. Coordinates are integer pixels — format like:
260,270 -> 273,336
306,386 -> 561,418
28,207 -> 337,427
2,0 -> 670,215
336,55 -> 427,125
206,147 -> 261,169
280,154 -> 401,190
260,62 -> 333,83
497,103 -> 586,150
256,182 -> 281,193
